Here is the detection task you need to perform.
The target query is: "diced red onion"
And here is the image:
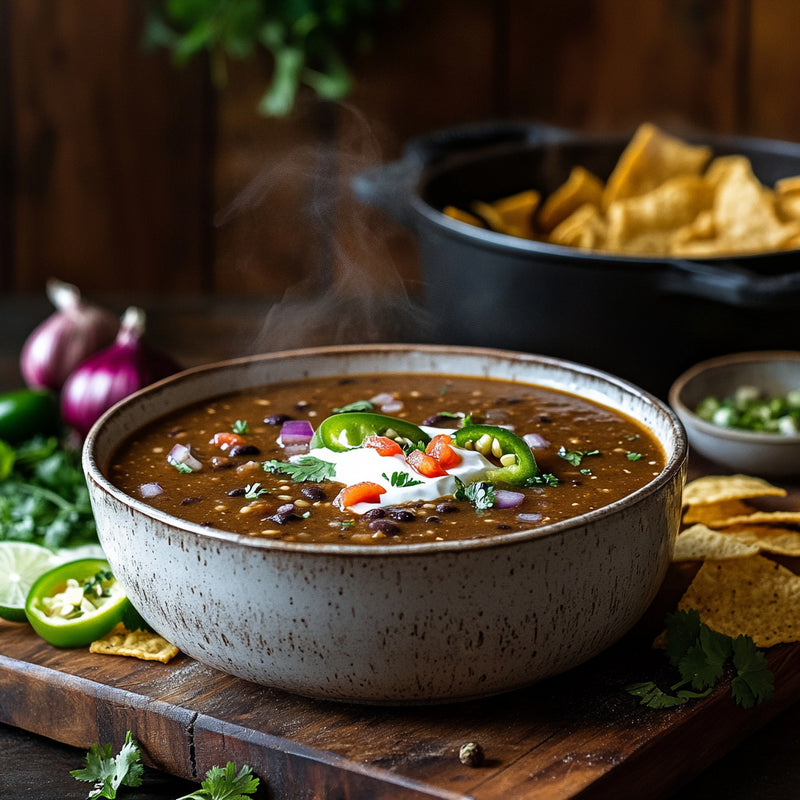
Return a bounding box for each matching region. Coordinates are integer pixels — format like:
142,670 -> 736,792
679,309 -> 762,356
139,482 -> 164,498
282,443 -> 310,457
279,419 -> 314,446
523,432 -> 550,449
370,392 -> 404,413
494,489 -> 525,509
517,512 -> 543,523
168,443 -> 202,472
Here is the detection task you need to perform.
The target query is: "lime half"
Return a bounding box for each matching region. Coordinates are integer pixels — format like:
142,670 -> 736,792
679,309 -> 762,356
0,542 -> 61,622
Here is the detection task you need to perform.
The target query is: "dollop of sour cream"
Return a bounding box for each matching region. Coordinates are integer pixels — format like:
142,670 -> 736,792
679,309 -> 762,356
302,427 -> 495,514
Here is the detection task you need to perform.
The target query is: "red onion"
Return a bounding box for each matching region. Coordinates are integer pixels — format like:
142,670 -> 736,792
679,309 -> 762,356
139,482 -> 164,498
279,419 -> 314,446
517,512 -> 542,523
493,489 -> 525,509
523,432 -> 550,450
167,443 -> 202,472
60,306 -> 181,437
20,279 -> 119,390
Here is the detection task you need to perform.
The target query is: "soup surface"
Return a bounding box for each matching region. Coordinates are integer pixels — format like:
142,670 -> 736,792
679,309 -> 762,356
108,373 -> 666,545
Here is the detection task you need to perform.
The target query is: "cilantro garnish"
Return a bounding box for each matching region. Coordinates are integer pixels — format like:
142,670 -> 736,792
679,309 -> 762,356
170,461 -> 194,474
626,452 -> 643,462
70,730 -> 144,798
454,477 -> 496,511
557,446 -> 600,467
0,435 -> 98,550
332,400 -> 374,413
263,456 -> 335,482
383,471 -> 423,488
232,419 -> 249,434
244,482 -> 267,499
71,731 -> 260,800
626,609 -> 774,710
526,472 -> 560,487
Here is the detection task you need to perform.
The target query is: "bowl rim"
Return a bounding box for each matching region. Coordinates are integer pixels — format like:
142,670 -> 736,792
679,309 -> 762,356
669,349 -> 800,445
84,343 -> 688,557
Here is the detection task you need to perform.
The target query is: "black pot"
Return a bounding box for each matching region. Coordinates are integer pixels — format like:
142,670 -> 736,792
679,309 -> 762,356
353,121 -> 800,398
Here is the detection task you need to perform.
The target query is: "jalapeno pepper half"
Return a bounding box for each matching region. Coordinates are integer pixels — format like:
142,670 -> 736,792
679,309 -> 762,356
453,424 -> 539,485
25,558 -> 131,648
310,412 -> 430,452
0,388 -> 60,444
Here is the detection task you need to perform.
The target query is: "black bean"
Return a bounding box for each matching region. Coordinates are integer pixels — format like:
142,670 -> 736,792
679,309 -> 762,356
368,519 -> 401,537
300,485 -> 327,502
362,508 -> 386,520
268,503 -> 299,525
263,413 -> 290,425
425,516 -> 441,524
210,456 -> 235,470
229,444 -> 261,457
422,413 -> 458,427
435,503 -> 459,514
180,496 -> 203,505
496,524 -> 512,530
387,508 -> 415,522
227,487 -> 247,497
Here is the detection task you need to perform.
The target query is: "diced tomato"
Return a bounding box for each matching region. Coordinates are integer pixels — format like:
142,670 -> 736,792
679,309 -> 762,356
209,432 -> 247,451
362,435 -> 403,457
334,481 -> 387,510
406,448 -> 448,478
425,433 -> 462,470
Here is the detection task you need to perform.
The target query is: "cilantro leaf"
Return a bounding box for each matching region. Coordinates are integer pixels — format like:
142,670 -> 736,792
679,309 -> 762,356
626,452 -> 643,461
177,762 -> 260,800
730,635 -> 775,709
332,400 -> 374,413
526,472 -> 559,487
383,471 -> 423,488
453,478 -> 496,510
232,420 -> 249,434
244,482 -> 268,499
664,609 -> 703,667
263,456 -> 335,483
70,731 -> 143,798
557,446 -> 600,467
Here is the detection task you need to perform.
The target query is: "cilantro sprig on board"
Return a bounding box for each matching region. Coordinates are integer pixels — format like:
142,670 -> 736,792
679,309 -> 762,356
627,609 -> 774,710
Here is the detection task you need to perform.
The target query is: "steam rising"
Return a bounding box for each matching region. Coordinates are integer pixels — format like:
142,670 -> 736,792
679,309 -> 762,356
216,103 -> 432,353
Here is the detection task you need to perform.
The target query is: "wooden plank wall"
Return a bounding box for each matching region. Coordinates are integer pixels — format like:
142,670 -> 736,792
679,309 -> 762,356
2,0 -> 799,299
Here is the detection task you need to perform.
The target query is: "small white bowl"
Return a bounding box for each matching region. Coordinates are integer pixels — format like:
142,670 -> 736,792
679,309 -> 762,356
669,351 -> 800,477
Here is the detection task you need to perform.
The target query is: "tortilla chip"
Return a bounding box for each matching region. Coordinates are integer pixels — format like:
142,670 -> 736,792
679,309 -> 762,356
443,205 -> 486,228
490,190 -> 541,237
775,191 -> 800,223
90,623 -> 180,663
548,202 -> 607,249
673,523 -> 760,561
712,510 -> 800,529
775,175 -> 800,195
602,122 -> 712,209
538,166 -> 604,233
682,497 -> 755,526
682,474 -> 787,507
676,555 -> 800,647
726,526 -> 800,556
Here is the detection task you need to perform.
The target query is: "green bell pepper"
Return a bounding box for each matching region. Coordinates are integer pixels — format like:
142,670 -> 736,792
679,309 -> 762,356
310,412 -> 431,452
453,424 -> 539,485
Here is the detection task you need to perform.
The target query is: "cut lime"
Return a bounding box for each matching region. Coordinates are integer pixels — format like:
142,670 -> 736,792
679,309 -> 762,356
0,542 -> 61,622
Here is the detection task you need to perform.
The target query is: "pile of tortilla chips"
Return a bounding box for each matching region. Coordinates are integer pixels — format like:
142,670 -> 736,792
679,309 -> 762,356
444,122 -> 800,257
672,474 -> 800,648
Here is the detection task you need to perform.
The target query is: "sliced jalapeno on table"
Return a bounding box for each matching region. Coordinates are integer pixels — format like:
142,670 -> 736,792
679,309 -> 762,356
25,558 -> 130,648
453,424 -> 539,485
0,388 -> 60,444
310,412 -> 430,452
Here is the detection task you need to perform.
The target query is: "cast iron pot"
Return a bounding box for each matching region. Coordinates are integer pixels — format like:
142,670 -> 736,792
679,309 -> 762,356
353,121 -> 800,397
83,344 -> 686,705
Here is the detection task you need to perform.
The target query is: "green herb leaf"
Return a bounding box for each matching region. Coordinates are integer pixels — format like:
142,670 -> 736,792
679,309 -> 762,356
526,472 -> 560,487
730,635 -> 775,709
332,400 -> 374,413
557,446 -> 600,467
453,477 -> 496,511
263,456 -> 335,483
177,761 -> 260,800
70,731 -> 144,798
232,420 -> 249,434
382,471 -> 423,488
626,452 -> 643,461
244,482 -> 267,499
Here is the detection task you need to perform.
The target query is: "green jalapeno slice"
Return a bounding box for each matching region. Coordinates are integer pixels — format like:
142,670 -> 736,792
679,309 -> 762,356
453,424 -> 539,485
310,412 -> 430,452
0,388 -> 60,444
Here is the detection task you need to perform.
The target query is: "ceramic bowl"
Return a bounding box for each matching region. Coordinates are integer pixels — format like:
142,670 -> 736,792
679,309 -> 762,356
83,344 -> 687,705
669,351 -> 800,477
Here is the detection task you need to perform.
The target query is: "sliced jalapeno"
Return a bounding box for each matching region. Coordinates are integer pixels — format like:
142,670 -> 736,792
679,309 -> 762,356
0,388 -> 60,444
25,558 -> 130,648
310,412 -> 431,452
453,424 -> 539,485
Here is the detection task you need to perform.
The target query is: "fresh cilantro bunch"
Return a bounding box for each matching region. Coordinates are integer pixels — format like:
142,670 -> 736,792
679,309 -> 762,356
71,731 -> 260,800
0,435 -> 98,550
143,0 -> 403,116
627,609 -> 774,710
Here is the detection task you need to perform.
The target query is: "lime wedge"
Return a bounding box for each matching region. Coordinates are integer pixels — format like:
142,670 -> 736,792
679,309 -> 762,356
0,542 -> 61,622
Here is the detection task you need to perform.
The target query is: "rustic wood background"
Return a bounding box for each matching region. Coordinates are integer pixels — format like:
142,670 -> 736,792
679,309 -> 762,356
2,0 -> 800,300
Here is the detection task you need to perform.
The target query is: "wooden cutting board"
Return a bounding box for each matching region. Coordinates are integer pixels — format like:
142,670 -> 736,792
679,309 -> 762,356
3,587 -> 800,800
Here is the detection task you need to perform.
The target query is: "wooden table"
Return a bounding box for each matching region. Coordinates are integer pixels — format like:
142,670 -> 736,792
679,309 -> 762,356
2,292 -> 800,799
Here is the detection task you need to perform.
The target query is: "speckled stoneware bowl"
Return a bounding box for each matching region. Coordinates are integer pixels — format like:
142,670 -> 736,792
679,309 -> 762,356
84,344 -> 687,705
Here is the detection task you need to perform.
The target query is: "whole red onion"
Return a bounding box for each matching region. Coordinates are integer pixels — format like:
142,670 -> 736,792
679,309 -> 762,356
60,306 -> 181,437
20,279 -> 119,390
